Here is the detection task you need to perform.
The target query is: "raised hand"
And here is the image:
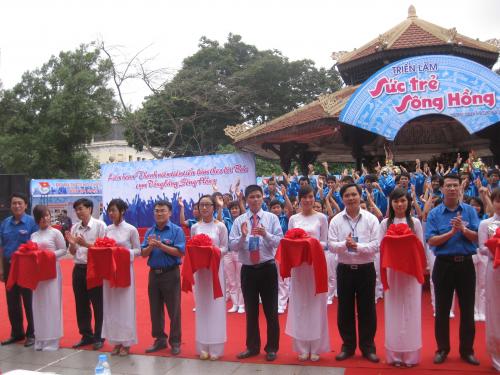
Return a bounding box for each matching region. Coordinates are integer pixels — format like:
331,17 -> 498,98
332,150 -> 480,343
177,197 -> 184,207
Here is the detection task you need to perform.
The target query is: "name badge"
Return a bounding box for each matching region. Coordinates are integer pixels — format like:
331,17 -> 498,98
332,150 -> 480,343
249,236 -> 260,252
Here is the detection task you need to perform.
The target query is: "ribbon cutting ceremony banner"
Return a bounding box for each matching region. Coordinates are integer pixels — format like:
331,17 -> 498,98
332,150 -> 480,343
339,55 -> 500,140
101,152 -> 256,228
31,179 -> 103,221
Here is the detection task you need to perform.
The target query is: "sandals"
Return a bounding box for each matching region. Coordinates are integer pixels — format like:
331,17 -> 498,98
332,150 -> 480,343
119,346 -> 130,357
111,345 -> 122,356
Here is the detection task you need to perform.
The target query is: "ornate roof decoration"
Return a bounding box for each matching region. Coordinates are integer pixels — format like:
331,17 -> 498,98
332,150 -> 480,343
224,123 -> 252,140
336,5 -> 498,65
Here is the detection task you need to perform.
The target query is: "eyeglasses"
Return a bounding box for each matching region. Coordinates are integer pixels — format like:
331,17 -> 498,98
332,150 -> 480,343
199,203 -> 214,208
154,209 -> 168,213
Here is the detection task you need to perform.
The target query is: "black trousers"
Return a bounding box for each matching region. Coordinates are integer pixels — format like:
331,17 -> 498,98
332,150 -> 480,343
336,262 -> 377,354
72,265 -> 103,341
240,261 -> 279,353
148,267 -> 181,346
432,256 -> 476,355
3,258 -> 34,338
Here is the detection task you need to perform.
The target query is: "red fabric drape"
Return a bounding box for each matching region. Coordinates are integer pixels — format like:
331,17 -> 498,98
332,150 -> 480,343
181,234 -> 222,299
485,227 -> 500,269
86,237 -> 131,289
6,241 -> 56,291
380,223 -> 427,290
275,228 -> 328,295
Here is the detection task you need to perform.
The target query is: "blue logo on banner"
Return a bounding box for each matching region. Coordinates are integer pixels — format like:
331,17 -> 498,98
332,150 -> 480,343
339,55 -> 500,140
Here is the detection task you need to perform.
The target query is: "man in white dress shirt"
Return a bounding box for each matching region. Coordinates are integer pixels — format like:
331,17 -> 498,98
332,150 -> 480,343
65,198 -> 106,350
229,185 -> 283,362
328,183 -> 380,363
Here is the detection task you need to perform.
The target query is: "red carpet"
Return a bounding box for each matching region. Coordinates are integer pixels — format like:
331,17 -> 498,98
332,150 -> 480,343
0,258 -> 496,374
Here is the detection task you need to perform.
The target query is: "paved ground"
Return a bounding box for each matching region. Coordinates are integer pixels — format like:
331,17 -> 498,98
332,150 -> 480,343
0,344 -> 345,375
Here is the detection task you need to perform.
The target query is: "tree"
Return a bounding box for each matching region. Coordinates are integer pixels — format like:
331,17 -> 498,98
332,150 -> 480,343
123,34 -> 342,157
0,44 -> 116,178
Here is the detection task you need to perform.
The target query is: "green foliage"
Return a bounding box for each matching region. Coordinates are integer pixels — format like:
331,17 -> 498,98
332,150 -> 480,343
127,34 -> 342,157
0,45 -> 116,178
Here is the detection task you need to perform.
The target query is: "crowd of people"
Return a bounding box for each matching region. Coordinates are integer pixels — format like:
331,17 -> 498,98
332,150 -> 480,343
0,151 -> 499,371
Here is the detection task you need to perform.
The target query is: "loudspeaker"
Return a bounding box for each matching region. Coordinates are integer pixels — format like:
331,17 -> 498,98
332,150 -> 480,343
0,174 -> 29,221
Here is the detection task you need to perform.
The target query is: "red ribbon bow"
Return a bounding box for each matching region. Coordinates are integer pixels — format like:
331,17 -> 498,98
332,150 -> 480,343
182,234 -> 223,299
94,237 -> 117,247
275,228 -> 328,295
485,227 -> 500,269
380,223 -> 427,290
6,241 -> 56,290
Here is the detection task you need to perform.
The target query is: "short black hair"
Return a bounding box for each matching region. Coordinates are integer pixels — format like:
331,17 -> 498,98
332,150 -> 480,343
107,198 -> 128,213
267,177 -> 276,184
73,198 -> 93,212
10,192 -> 28,205
395,172 -> 410,183
326,175 -> 337,182
245,184 -> 263,198
33,205 -> 50,224
443,173 -> 461,184
199,195 -> 215,208
340,183 -> 362,198
340,175 -> 354,184
298,185 -> 314,201
269,199 -> 283,209
431,174 -> 444,186
364,174 -> 378,183
299,176 -> 310,184
488,169 -> 500,177
212,191 -> 223,199
227,200 -> 240,210
154,200 -> 172,211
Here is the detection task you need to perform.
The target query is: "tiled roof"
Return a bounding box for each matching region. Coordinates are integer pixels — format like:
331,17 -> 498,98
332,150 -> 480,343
337,6 -> 498,65
227,86 -> 358,143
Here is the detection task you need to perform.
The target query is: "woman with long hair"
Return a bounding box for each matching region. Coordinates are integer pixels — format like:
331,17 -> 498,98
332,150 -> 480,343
286,186 -> 330,362
102,198 -> 141,356
31,205 -> 67,351
190,195 -> 228,360
379,188 -> 424,367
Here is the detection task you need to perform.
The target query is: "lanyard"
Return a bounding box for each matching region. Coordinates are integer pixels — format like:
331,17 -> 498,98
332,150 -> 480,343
250,214 -> 260,229
344,214 -> 361,236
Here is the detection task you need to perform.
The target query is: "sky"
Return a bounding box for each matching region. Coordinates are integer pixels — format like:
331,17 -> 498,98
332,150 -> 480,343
1,0 -> 499,108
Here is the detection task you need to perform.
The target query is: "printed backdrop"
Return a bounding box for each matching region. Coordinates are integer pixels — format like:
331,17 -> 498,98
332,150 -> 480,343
101,152 -> 256,228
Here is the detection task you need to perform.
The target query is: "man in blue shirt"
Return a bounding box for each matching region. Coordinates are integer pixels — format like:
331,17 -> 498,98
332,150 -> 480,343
0,193 -> 38,347
141,200 -> 185,355
425,174 -> 480,366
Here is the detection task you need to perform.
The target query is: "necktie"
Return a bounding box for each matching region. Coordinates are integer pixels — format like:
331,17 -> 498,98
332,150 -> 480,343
250,214 -> 260,264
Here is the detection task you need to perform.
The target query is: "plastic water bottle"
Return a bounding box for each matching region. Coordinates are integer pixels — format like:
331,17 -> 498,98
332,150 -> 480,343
95,354 -> 111,375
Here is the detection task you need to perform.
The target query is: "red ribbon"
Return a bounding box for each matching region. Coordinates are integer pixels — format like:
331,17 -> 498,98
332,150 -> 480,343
86,237 -> 131,289
485,227 -> 500,269
182,234 -> 223,299
275,228 -> 328,295
6,241 -> 56,291
380,223 -> 427,290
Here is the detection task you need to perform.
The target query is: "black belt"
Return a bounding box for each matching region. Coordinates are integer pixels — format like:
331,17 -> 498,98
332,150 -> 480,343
436,255 -> 472,263
74,264 -> 87,269
338,262 -> 373,270
244,259 -> 275,269
150,265 -> 179,274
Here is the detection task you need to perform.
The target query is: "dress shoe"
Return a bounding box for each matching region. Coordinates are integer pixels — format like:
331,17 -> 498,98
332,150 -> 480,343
72,337 -> 94,348
237,349 -> 259,359
461,354 -> 480,366
93,339 -> 104,350
24,337 -> 35,347
1,336 -> 25,346
310,354 -> 320,362
227,305 -> 239,313
433,350 -> 447,364
363,352 -> 380,363
335,351 -> 354,361
266,351 -> 277,361
171,344 -> 181,356
145,339 -> 167,353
